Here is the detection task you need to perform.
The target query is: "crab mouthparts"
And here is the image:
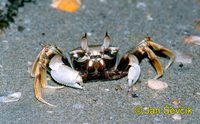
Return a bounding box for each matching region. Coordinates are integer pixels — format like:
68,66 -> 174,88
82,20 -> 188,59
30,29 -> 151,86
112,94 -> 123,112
93,61 -> 100,73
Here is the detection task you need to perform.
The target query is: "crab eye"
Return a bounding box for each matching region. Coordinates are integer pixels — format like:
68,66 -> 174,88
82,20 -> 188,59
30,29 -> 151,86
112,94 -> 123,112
111,50 -> 117,54
100,51 -> 104,55
103,54 -> 113,60
73,53 -> 78,58
86,52 -> 91,56
90,55 -> 101,59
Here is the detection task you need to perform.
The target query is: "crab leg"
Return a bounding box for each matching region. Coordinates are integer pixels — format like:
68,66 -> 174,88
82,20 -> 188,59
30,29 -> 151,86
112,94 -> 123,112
31,52 -> 41,77
33,46 -> 67,106
34,64 -> 56,107
144,47 -> 164,79
37,48 -> 65,89
105,54 -> 140,93
40,66 -> 64,89
148,41 -> 175,70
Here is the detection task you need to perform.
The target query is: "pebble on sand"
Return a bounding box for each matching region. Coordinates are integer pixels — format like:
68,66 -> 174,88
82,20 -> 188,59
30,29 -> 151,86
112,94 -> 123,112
174,51 -> 192,64
147,79 -> 168,90
184,35 -> 200,45
0,92 -> 21,103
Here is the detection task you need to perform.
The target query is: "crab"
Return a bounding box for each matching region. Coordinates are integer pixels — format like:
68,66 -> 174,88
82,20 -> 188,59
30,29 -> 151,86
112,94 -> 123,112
31,33 -> 175,106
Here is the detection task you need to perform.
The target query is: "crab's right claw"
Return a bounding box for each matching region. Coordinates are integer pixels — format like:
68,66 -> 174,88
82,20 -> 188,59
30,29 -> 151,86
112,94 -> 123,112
49,55 -> 84,89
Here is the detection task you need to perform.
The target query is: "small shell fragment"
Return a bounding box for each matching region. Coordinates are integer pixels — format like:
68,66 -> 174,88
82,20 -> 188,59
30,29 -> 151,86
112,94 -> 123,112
47,111 -> 54,114
115,84 -> 123,91
184,35 -> 200,45
147,79 -> 168,90
51,0 -> 81,13
2,40 -> 9,50
72,103 -> 84,109
27,61 -> 33,74
27,61 -> 32,65
146,13 -> 153,21
0,92 -> 21,103
174,51 -> 192,64
105,89 -> 109,92
136,2 -> 146,9
195,92 -> 200,96
172,114 -> 182,120
172,99 -> 181,106
99,0 -> 106,3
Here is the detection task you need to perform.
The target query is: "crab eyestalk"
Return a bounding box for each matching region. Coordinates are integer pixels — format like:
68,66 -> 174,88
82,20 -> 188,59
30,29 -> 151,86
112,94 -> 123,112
49,45 -> 65,57
101,32 -> 110,51
81,33 -> 89,52
145,36 -> 153,42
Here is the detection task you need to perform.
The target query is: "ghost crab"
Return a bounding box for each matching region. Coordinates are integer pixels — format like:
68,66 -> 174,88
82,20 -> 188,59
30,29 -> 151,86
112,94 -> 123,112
31,33 -> 175,106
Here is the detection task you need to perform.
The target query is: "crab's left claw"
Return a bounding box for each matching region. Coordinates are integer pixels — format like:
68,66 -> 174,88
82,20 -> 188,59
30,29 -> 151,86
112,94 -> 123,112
127,55 -> 141,93
127,55 -> 141,86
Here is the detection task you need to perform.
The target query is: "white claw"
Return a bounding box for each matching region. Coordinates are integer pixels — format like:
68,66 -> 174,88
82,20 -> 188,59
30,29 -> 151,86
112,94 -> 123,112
49,55 -> 84,89
127,63 -> 141,86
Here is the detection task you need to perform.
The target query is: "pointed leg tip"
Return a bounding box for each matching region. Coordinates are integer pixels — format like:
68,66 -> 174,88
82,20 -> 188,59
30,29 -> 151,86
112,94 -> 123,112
84,32 -> 87,38
127,88 -> 139,98
43,85 -> 65,89
31,73 -> 35,77
81,33 -> 87,39
105,31 -> 108,36
128,91 -> 133,96
105,32 -> 110,38
78,85 -> 85,90
145,36 -> 153,41
37,97 -> 57,107
164,60 -> 174,70
164,66 -> 169,70
47,103 -> 57,107
153,74 -> 162,80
